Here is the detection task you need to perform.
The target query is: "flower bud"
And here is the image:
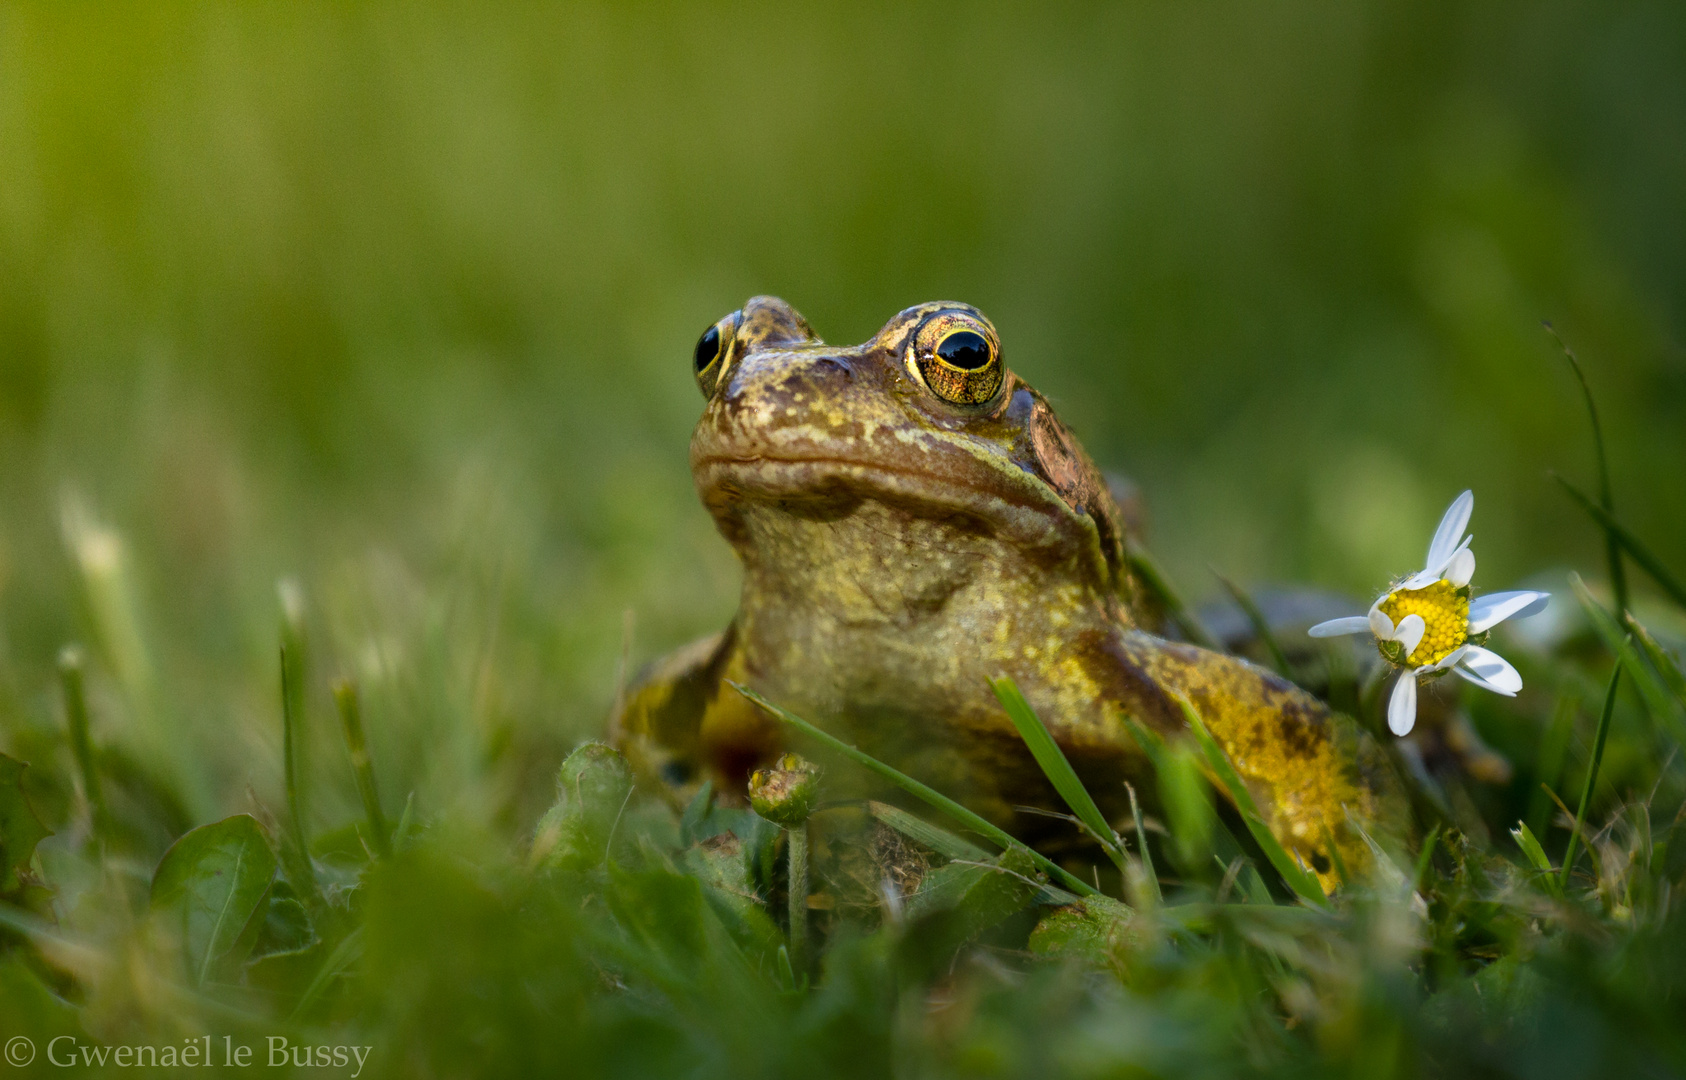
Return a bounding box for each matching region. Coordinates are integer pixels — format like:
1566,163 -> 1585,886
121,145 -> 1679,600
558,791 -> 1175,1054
747,753 -> 821,827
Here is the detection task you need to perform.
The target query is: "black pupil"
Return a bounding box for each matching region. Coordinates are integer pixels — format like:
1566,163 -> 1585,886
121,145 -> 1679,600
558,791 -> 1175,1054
694,324 -> 722,373
937,330 -> 990,371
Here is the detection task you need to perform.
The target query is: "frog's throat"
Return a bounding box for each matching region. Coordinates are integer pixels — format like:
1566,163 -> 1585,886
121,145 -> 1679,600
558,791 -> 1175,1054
723,493 -> 1131,731
693,452 -> 1111,577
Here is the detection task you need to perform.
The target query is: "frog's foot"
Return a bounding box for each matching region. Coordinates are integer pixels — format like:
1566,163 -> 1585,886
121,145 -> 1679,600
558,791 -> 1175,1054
610,624 -> 782,807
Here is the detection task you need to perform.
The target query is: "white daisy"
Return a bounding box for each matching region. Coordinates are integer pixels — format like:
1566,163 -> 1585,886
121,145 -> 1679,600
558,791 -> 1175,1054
1307,490 -> 1549,736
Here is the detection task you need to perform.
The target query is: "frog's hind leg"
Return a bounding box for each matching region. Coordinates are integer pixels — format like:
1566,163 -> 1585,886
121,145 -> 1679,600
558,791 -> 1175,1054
610,623 -> 783,807
1120,631 -> 1408,892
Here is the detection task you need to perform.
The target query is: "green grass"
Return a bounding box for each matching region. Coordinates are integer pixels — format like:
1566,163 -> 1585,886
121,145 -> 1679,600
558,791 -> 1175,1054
3,494 -> 1686,1077
1,4 -> 1686,1076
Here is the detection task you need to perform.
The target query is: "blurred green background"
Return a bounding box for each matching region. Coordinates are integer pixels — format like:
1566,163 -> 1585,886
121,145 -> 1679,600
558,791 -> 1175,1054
0,1 -> 1682,829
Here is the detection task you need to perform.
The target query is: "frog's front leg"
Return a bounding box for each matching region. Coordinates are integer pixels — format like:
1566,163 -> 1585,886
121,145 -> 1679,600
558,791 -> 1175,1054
610,623 -> 783,806
1119,632 -> 1408,890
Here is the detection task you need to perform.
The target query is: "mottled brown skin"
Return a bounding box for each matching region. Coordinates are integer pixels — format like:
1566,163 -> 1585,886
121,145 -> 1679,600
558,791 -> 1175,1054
613,296 -> 1404,889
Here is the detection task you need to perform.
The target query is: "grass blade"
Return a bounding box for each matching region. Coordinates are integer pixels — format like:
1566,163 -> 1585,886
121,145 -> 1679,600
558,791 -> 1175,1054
1546,325 -> 1628,616
1176,695 -> 1329,906
279,641 -> 322,908
1630,618 -> 1686,706
1125,715 -> 1269,897
58,645 -> 106,840
729,682 -> 1099,899
1570,573 -> 1686,746
1126,547 -> 1221,650
1554,473 -> 1686,613
1125,781 -> 1162,904
989,677 -> 1126,877
1411,825 -> 1440,895
279,581 -> 312,848
392,791 -> 417,853
1318,824 -> 1351,889
1560,662 -> 1622,891
867,801 -> 990,863
1161,743 -> 1217,873
1211,570 -> 1293,679
679,779 -> 715,846
281,644 -> 304,837
1509,821 -> 1561,898
333,679 -> 391,859
1123,717 -> 1217,877
1121,715 -> 1170,773
0,901 -> 106,977
288,926 -> 364,1023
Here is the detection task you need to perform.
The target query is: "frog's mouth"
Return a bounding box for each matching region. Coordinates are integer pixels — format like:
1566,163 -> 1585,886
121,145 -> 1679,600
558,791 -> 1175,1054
693,451 -> 1087,558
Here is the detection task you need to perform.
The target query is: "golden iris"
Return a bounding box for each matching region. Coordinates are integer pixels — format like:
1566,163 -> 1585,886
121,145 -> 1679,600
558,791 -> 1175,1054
909,312 -> 1004,406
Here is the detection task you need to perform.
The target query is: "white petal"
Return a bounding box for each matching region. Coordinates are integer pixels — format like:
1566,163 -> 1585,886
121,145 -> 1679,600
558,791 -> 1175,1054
1457,645 -> 1523,696
1388,675 -> 1418,736
1446,548 -> 1476,587
1425,490 -> 1474,573
1453,664 -> 1527,697
1308,616 -> 1373,638
1369,606 -> 1396,640
1453,665 -> 1498,693
1393,613 -> 1426,658
1411,533 -> 1473,587
1403,535 -> 1468,587
1467,590 -> 1550,633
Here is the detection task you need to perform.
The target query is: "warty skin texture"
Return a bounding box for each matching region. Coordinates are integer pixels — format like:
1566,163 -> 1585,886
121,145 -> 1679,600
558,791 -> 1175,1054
614,296 -> 1404,890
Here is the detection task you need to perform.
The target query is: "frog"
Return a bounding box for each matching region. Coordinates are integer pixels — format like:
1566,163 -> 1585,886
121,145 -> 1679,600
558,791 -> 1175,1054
612,295 -> 1405,889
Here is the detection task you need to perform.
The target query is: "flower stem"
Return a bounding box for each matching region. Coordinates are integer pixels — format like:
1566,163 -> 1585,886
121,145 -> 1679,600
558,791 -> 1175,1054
787,822 -> 809,975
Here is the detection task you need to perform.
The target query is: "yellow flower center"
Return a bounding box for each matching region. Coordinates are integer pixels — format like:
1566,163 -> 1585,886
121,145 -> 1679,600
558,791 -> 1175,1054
1377,579 -> 1468,668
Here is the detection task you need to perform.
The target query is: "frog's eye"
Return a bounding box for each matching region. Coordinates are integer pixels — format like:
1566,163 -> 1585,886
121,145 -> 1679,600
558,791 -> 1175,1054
908,311 -> 1005,407
693,311 -> 741,398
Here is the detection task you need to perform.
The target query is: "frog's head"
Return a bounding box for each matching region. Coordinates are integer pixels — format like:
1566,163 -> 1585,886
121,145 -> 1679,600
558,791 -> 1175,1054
688,296 -> 1131,603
